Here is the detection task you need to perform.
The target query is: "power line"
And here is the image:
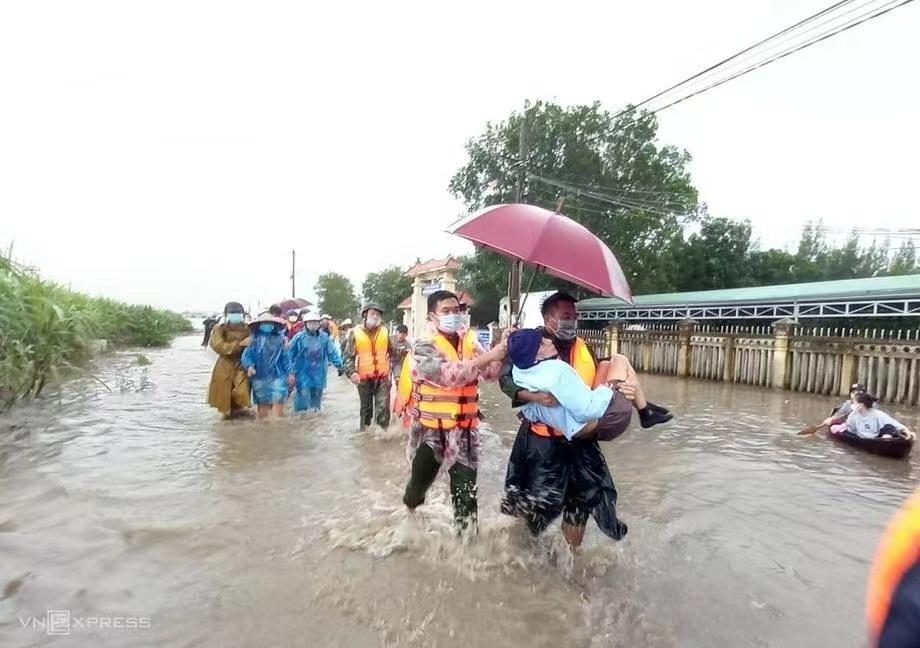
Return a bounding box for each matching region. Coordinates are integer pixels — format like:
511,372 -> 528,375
530,174 -> 692,213
638,0 -> 896,113
643,0 -> 915,116
623,0 -> 857,117
530,175 -> 684,218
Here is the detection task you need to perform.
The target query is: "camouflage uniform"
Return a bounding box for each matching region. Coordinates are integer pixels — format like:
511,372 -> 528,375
342,326 -> 397,429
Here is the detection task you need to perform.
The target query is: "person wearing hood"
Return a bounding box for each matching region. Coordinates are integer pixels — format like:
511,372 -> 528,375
207,301 -> 253,419
400,290 -> 508,532
342,303 -> 396,430
285,309 -> 305,341
241,313 -> 295,419
289,312 -> 343,412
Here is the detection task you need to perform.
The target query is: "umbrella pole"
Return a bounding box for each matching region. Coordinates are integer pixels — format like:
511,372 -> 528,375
514,265 -> 540,326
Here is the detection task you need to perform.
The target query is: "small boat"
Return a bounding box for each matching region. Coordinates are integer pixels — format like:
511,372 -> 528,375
827,427 -> 915,459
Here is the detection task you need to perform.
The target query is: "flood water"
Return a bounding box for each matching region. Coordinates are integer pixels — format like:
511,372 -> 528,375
1,334 -> 917,647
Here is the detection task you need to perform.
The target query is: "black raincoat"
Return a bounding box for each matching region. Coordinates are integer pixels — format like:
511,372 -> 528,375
501,419 -> 627,540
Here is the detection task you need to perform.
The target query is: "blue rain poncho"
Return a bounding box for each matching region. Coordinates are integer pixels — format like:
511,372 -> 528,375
241,327 -> 292,380
288,329 -> 343,389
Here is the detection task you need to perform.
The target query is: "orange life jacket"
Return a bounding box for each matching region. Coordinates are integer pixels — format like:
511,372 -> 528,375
529,337 -> 596,438
866,488 -> 920,644
394,349 -> 414,415
412,332 -> 480,430
353,326 -> 390,381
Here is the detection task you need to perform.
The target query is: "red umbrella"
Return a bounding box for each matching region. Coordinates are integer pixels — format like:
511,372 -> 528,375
277,298 -> 312,313
448,203 -> 633,303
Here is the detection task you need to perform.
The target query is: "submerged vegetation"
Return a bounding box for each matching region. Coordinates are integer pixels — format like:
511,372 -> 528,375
0,255 -> 191,409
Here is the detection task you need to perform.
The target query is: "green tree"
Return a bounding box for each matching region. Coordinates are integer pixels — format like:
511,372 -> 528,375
449,100 -> 700,296
888,240 -> 919,275
675,217 -> 754,291
361,266 -> 412,323
746,248 -> 796,286
789,223 -> 827,283
314,272 -> 359,320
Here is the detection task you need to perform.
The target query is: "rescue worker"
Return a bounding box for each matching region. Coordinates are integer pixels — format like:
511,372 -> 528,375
499,291 -> 668,549
391,324 -> 411,376
867,488 -> 920,648
401,290 -> 508,532
289,312 -> 343,412
207,301 -> 253,419
342,303 -> 396,430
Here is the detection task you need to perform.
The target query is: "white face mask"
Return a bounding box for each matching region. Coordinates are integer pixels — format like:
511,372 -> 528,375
436,313 -> 462,334
365,315 -> 381,329
460,314 -> 471,330
306,322 -> 320,332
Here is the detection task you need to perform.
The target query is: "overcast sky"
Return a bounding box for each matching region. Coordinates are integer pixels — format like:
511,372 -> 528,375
1,1 -> 917,313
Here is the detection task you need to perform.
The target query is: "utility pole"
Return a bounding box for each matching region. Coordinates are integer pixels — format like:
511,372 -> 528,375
508,100 -> 529,322
291,249 -> 296,297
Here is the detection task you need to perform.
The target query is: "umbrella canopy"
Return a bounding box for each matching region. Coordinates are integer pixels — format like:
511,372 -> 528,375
277,298 -> 312,313
448,203 -> 633,302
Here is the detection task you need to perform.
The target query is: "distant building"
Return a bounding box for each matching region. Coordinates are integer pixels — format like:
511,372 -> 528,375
398,256 -> 475,339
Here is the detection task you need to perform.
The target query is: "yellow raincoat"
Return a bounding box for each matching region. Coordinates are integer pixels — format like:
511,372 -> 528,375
207,323 -> 252,415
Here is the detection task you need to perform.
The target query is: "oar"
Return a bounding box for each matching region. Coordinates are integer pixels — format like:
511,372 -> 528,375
799,422 -> 828,436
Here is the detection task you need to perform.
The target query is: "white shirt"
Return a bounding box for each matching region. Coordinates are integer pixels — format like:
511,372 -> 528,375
846,408 -> 902,439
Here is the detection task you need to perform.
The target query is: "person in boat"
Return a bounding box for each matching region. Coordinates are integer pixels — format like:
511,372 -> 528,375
821,383 -> 866,428
342,303 -> 396,430
499,291 -> 672,549
867,488 -> 920,648
401,290 -> 508,532
288,312 -> 343,412
207,301 -> 253,419
241,313 -> 295,419
840,393 -> 912,440
507,328 -> 670,442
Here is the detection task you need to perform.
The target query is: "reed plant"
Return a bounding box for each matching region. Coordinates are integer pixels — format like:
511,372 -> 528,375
0,256 -> 192,408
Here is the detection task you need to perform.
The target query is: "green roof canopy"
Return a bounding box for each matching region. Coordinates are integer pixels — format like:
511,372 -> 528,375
578,274 -> 920,311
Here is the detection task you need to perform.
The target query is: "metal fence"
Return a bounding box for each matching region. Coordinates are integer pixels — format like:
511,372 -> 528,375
577,322 -> 920,406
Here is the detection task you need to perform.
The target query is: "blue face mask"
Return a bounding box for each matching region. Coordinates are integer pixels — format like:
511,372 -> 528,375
437,313 -> 462,334
226,313 -> 244,324
259,323 -> 276,334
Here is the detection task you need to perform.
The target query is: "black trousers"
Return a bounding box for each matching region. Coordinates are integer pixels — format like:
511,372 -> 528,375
356,378 -> 391,429
501,421 -> 627,540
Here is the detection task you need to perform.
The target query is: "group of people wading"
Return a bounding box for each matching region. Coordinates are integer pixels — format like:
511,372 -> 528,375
203,291 -> 920,643
208,289 -> 673,548
206,303 -> 348,419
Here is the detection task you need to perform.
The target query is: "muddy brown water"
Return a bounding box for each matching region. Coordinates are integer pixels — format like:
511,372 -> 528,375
0,335 -> 917,647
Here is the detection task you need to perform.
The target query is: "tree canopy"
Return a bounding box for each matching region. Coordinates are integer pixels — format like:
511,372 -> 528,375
314,272 -> 360,320
448,100 -> 919,321
450,101 -> 699,318
361,266 -> 412,323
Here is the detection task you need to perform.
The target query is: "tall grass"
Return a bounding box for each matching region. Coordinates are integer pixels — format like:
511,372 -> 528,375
0,256 -> 192,408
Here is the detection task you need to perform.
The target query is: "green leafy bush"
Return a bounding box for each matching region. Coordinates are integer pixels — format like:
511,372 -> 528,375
0,256 -> 191,408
